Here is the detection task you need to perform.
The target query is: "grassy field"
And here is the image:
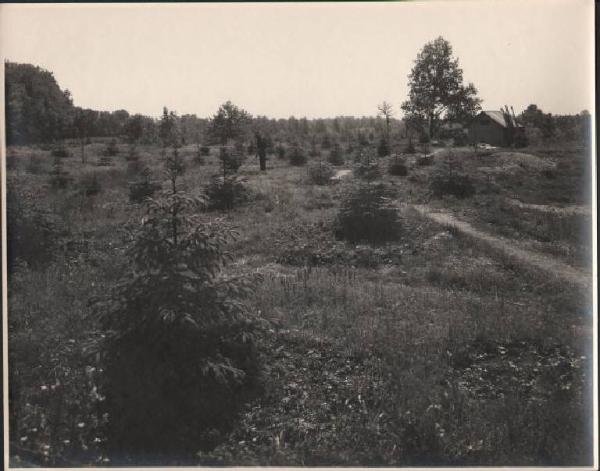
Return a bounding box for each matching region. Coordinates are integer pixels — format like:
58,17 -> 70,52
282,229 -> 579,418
6,137 -> 594,466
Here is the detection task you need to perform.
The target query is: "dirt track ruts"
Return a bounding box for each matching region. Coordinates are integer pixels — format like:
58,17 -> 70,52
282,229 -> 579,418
409,204 -> 592,289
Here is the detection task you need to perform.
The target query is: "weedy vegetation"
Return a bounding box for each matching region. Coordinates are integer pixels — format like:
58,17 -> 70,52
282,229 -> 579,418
6,48 -> 593,468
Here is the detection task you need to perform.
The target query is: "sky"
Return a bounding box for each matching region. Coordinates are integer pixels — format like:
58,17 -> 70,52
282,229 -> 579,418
0,1 -> 594,119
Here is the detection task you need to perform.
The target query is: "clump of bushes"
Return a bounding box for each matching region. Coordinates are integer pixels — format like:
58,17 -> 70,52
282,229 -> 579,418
388,157 -> 408,176
309,142 -> 320,158
405,137 -> 416,154
127,157 -> 144,176
327,143 -> 344,166
97,155 -> 114,167
200,145 -> 211,156
125,145 -> 139,162
192,145 -> 206,165
219,147 -> 244,174
104,139 -> 119,157
430,172 -> 475,199
514,132 -> 529,148
275,145 -> 286,160
419,143 -> 431,154
377,138 -> 390,157
51,144 -> 70,158
7,186 -> 61,272
453,132 -> 469,147
416,154 -> 434,166
335,183 -> 401,243
205,175 -> 250,211
26,154 -> 44,174
79,172 -> 102,197
308,162 -> 335,185
289,146 -> 307,166
49,154 -> 72,189
353,158 -> 381,180
129,167 -> 161,203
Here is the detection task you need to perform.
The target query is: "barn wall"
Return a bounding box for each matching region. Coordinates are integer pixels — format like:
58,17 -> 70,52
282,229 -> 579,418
468,122 -> 506,146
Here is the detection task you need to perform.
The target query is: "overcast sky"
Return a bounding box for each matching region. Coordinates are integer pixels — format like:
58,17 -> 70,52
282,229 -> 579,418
0,1 -> 594,119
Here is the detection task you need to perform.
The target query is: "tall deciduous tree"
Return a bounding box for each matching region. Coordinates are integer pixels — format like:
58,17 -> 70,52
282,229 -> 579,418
5,62 -> 74,145
520,104 -> 556,138
401,37 -> 481,138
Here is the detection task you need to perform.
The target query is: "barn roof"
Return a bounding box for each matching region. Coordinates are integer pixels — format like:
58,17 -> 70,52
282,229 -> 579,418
480,110 -> 522,128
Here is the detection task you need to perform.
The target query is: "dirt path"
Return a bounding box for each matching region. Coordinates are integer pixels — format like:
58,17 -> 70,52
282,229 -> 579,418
409,204 -> 592,289
505,198 -> 590,216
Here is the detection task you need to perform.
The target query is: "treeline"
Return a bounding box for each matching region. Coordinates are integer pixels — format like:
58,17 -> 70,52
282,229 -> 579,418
5,61 -> 400,148
520,104 -> 591,143
5,61 -> 590,149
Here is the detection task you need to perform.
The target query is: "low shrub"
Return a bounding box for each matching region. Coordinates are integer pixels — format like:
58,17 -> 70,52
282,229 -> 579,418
388,158 -> 408,176
96,155 -> 114,167
127,158 -> 144,176
308,162 -> 335,185
327,143 -> 345,166
453,132 -> 469,147
49,157 -> 72,189
430,172 -> 475,199
205,175 -> 250,211
514,132 -> 529,148
79,172 -> 102,197
6,186 -> 61,272
125,145 -> 139,162
51,145 -> 71,158
335,183 -> 401,243
416,154 -> 434,166
353,159 -> 381,180
309,144 -> 320,158
26,154 -> 45,175
219,148 -> 244,174
289,146 -> 307,166
276,145 -> 286,160
104,139 -> 119,157
129,168 -> 161,203
377,138 -> 390,157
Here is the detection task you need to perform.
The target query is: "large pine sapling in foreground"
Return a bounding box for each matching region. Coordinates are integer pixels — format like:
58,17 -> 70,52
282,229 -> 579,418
98,146 -> 262,464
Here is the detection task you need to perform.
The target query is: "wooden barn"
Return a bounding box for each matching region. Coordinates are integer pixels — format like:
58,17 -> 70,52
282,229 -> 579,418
468,107 -> 524,147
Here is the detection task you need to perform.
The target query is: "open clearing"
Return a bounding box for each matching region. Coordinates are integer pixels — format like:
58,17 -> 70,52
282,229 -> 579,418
7,138 -> 593,466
